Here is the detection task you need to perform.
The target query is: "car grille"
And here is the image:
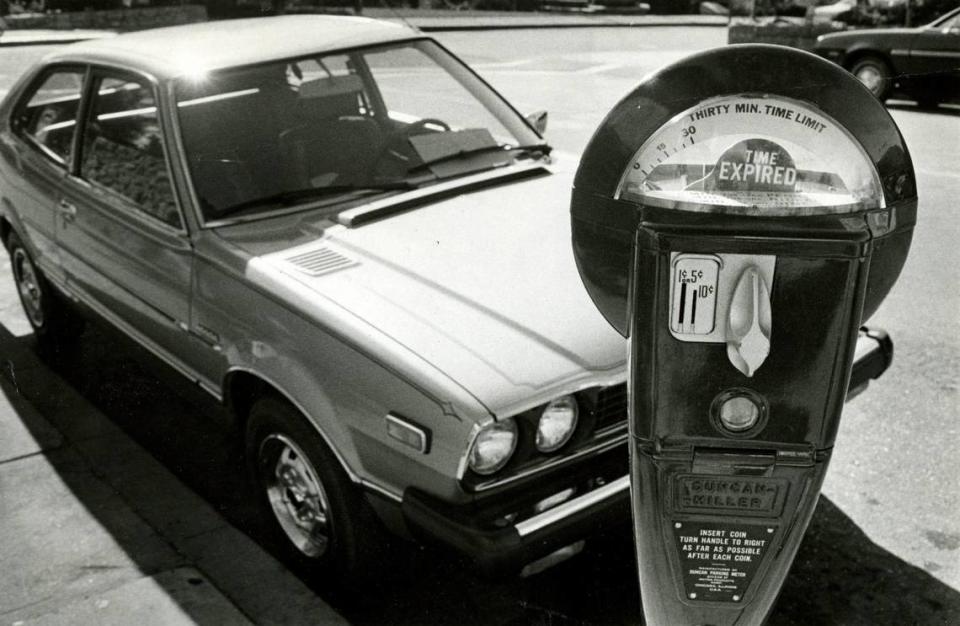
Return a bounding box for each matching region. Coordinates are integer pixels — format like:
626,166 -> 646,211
593,383 -> 628,431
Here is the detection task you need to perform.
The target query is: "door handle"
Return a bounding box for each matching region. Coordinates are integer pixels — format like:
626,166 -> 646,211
58,199 -> 77,222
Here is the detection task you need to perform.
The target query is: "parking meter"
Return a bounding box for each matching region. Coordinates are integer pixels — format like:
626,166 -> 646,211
571,45 -> 916,625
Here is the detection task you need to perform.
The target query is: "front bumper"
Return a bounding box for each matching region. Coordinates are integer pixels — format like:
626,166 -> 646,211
402,445 -> 630,575
399,327 -> 893,575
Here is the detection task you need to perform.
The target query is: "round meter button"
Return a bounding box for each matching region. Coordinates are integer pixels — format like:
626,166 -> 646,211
616,95 -> 884,215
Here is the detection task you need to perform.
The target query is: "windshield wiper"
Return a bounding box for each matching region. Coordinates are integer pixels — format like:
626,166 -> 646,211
215,182 -> 416,219
405,143 -> 552,176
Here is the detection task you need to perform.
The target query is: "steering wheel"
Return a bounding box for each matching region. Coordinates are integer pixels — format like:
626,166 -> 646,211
372,118 -> 452,178
400,118 -> 451,136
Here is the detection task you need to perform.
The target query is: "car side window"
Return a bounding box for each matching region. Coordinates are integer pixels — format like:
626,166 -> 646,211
13,69 -> 84,166
80,74 -> 181,229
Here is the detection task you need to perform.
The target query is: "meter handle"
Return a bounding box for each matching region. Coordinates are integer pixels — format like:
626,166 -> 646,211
847,326 -> 893,399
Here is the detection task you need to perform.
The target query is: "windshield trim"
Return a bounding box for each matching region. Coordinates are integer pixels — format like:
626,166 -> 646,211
335,160 -> 550,228
203,186 -> 408,228
205,160 -> 548,229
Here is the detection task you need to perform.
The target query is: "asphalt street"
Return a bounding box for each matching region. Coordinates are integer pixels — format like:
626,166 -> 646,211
1,27 -> 958,625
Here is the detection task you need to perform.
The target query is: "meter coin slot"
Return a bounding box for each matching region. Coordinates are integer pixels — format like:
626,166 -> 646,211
669,253 -> 775,349
670,255 -> 719,337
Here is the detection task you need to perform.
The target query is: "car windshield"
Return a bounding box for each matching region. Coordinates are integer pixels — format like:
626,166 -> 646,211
175,39 -> 545,224
929,7 -> 960,28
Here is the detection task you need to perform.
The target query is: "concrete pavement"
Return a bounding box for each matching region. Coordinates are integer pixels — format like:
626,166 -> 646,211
0,275 -> 346,625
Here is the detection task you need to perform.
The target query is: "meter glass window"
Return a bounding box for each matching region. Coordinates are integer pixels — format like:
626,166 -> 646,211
616,95 -> 884,215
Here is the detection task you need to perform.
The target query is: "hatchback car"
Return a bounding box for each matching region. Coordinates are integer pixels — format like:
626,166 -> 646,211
815,6 -> 960,104
0,16 -> 893,584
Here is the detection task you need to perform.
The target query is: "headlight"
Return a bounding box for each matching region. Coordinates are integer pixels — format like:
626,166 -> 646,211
536,395 -> 579,453
468,419 -> 518,475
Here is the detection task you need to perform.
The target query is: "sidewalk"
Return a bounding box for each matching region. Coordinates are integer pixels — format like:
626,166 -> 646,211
0,11 -> 727,46
0,318 -> 346,624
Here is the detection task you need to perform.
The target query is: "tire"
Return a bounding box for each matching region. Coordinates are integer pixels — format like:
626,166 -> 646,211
850,56 -> 892,101
6,230 -> 84,352
245,395 -> 391,591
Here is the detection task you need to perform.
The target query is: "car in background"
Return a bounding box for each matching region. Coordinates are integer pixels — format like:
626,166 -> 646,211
815,6 -> 960,104
0,15 -> 896,588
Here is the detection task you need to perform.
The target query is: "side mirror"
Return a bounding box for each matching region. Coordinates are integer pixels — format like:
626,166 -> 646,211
525,110 -> 548,135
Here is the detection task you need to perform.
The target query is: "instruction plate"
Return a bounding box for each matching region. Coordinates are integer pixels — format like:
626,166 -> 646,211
673,521 -> 777,603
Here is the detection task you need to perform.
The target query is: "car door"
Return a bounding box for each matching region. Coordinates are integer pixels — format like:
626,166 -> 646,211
905,13 -> 960,100
56,67 -> 213,388
1,66 -> 86,285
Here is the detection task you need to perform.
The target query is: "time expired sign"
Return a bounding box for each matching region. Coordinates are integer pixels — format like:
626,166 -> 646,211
615,95 -> 885,215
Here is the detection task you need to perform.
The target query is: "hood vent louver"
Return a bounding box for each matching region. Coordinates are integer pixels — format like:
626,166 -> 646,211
284,247 -> 357,277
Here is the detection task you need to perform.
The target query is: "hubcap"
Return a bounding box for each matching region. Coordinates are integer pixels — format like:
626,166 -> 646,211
259,434 -> 331,558
856,66 -> 883,95
12,248 -> 44,328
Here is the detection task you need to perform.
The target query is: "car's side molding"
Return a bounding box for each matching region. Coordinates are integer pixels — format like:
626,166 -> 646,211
51,272 -> 223,400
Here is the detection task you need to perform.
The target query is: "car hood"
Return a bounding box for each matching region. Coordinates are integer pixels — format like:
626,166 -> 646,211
219,160 -> 627,417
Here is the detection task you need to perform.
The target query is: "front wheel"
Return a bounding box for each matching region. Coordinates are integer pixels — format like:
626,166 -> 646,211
6,230 -> 84,352
850,56 -> 892,101
245,395 -> 390,589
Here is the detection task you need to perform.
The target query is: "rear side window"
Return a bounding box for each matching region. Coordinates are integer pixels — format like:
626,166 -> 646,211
14,69 -> 84,165
80,74 -> 180,229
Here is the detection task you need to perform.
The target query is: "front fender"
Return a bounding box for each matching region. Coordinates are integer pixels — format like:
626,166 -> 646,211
194,233 -> 489,502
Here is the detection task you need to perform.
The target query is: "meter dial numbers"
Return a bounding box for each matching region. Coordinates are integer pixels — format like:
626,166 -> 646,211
616,95 -> 884,215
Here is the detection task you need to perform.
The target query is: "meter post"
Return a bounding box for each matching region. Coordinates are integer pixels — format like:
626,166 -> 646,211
570,45 -> 916,625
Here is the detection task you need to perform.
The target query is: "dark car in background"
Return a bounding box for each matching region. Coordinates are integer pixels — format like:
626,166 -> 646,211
815,6 -> 960,105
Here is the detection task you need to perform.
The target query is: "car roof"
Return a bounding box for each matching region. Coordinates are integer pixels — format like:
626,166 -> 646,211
42,15 -> 420,81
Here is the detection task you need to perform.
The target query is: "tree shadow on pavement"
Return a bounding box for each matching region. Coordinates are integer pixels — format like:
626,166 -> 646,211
3,321 -> 959,625
770,496 -> 960,626
0,323 -> 338,624
0,327 -> 240,624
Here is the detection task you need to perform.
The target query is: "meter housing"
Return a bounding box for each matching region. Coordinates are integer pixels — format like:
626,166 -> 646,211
573,46 -> 914,338
571,45 -> 916,625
